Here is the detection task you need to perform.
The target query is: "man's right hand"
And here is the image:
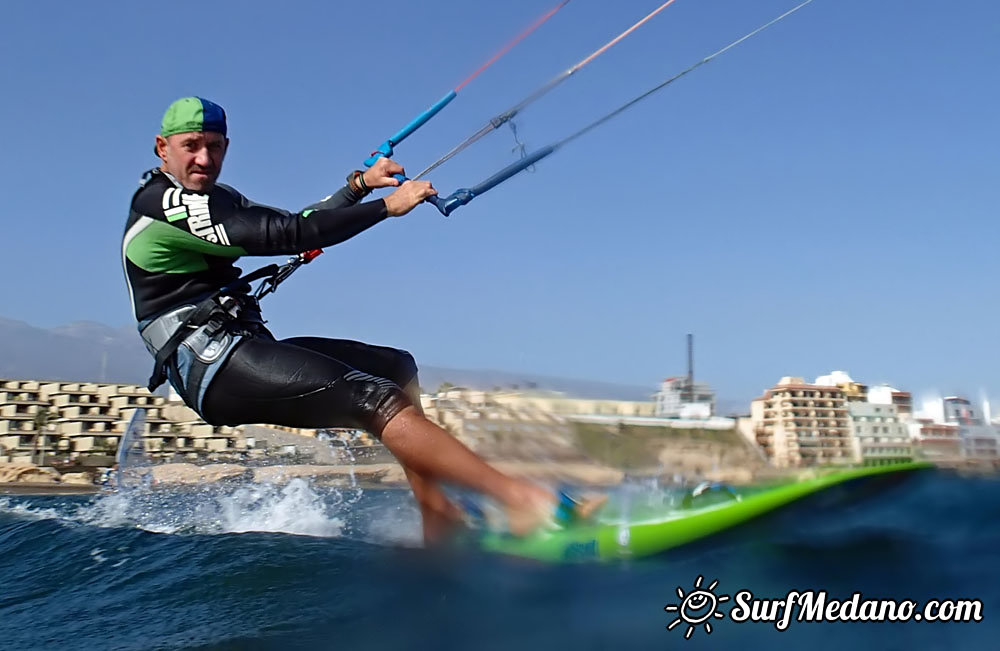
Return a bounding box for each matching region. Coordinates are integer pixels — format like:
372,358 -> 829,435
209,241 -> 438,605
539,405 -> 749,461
384,180 -> 437,217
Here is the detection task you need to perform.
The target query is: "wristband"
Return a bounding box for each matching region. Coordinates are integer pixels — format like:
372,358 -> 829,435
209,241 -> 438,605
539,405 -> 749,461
347,170 -> 369,197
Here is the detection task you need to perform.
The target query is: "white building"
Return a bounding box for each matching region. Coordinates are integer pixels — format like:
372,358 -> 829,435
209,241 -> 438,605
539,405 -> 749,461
918,395 -> 1000,463
942,397 -> 979,425
868,385 -> 914,421
655,377 -> 715,419
847,402 -> 912,466
906,420 -> 962,462
960,425 -> 999,461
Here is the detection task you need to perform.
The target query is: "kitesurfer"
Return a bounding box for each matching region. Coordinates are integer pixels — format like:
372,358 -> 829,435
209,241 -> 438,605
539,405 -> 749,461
122,97 -> 600,541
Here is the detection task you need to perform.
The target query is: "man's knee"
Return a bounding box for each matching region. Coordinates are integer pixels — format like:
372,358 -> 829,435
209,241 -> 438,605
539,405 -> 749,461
344,371 -> 413,437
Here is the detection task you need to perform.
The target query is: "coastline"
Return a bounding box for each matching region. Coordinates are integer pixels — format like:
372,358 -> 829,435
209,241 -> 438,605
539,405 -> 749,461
2,462 -> 967,497
0,460 -> 764,495
0,482 -> 100,495
0,460 -> 630,496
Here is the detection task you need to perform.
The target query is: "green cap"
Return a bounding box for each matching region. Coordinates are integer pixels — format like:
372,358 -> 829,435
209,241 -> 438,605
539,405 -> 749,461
159,96 -> 228,138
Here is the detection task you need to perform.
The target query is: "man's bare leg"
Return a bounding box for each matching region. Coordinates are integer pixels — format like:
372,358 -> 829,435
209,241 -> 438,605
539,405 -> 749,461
387,382 -> 604,538
397,380 -> 466,543
403,466 -> 465,544
380,405 -> 561,536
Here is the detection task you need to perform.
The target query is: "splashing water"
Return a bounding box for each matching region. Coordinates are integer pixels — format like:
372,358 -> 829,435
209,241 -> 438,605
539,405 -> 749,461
0,476 -> 425,546
215,479 -> 345,536
50,409 -> 401,542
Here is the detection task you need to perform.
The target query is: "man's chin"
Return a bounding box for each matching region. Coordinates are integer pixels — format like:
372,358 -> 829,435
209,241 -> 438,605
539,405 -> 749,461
184,174 -> 216,192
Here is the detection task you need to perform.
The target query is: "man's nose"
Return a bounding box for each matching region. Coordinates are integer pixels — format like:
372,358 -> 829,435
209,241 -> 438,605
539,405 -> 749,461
194,147 -> 212,166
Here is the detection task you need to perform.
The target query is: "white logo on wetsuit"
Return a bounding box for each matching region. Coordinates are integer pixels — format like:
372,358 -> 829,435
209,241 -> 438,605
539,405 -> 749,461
161,188 -> 231,246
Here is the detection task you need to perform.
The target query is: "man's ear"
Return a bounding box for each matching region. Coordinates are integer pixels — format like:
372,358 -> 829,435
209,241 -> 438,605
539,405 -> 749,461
154,135 -> 168,160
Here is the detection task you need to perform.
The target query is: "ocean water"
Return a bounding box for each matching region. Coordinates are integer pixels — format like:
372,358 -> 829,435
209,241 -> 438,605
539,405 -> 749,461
0,470 -> 997,650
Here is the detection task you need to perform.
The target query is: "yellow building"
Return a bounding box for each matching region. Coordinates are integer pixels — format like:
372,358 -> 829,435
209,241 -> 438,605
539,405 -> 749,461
0,378 -> 240,464
815,370 -> 868,402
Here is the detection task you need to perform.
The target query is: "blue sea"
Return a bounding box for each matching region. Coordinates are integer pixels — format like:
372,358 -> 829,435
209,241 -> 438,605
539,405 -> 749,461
0,470 -> 996,650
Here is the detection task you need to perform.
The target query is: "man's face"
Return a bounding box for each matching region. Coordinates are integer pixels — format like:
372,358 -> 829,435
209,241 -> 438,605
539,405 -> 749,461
155,131 -> 228,192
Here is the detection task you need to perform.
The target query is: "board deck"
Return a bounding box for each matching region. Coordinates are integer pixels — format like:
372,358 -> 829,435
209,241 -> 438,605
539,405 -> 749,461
479,461 -> 933,562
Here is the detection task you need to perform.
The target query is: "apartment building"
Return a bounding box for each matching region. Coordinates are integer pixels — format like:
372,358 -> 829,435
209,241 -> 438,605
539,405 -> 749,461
0,378 -> 240,464
942,397 -> 979,425
750,377 -> 855,468
960,426 -> 1000,460
868,385 -> 913,420
938,396 -> 1000,462
847,402 -> 913,466
906,420 -> 961,461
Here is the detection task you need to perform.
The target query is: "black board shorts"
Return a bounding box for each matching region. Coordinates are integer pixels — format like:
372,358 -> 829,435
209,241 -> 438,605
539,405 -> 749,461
200,335 -> 417,437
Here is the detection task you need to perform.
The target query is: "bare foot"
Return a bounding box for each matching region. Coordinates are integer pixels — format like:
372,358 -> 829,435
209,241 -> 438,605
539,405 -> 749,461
503,483 -> 554,536
572,493 -> 609,520
419,496 -> 467,545
502,483 -> 608,536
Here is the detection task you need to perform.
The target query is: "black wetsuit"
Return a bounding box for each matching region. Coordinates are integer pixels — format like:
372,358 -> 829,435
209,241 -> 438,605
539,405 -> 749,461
122,169 -> 414,435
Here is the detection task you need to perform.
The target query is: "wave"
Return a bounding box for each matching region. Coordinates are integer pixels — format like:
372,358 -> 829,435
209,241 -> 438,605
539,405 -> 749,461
1,472 -> 998,650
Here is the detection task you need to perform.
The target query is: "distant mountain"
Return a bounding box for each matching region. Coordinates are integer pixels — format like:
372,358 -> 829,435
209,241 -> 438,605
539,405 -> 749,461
0,316 -> 738,406
0,317 -> 150,385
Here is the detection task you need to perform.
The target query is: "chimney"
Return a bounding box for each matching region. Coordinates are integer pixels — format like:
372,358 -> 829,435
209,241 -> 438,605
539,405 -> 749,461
686,334 -> 694,403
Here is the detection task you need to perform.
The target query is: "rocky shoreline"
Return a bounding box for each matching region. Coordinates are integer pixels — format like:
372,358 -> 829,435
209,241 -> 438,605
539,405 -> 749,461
0,456 -> 780,495
135,461 -> 629,488
0,481 -> 100,495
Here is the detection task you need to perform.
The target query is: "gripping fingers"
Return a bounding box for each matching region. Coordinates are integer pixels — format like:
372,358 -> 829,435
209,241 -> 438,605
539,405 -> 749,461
417,181 -> 438,199
367,157 -> 406,188
386,180 -> 436,216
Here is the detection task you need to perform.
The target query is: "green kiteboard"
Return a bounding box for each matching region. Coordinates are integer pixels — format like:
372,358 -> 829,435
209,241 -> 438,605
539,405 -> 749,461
479,461 -> 932,562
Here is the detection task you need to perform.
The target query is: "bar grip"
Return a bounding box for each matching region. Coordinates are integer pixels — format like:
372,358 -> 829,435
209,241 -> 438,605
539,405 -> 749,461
363,91 -> 458,168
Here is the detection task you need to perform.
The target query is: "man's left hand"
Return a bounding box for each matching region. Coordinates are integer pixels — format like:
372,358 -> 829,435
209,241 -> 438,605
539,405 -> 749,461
363,157 -> 405,189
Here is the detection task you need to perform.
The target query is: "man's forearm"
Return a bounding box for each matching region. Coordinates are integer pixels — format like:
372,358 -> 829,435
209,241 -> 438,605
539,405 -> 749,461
302,184 -> 364,212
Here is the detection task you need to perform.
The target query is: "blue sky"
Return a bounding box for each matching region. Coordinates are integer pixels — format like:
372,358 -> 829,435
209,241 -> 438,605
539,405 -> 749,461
1,0 -> 997,407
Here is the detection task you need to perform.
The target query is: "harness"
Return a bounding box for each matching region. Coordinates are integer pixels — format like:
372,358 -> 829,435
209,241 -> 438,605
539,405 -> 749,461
141,264 -> 278,393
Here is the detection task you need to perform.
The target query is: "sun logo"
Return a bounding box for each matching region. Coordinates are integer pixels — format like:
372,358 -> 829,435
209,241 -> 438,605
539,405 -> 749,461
664,575 -> 729,639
